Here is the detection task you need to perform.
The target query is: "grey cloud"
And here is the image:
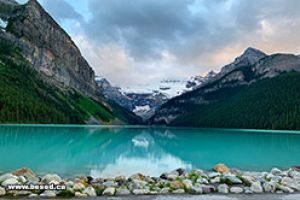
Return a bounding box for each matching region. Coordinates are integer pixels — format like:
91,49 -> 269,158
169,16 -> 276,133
39,0 -> 300,85
84,0 -> 201,59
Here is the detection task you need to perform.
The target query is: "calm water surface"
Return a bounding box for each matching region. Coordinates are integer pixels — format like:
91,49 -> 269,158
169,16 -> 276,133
0,125 -> 300,178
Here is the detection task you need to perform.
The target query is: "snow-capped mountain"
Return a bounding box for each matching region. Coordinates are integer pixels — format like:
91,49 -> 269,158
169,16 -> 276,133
95,71 -> 216,119
122,71 -> 217,99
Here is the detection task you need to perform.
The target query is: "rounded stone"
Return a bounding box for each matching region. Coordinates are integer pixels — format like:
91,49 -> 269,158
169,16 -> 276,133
0,187 -> 6,197
214,164 -> 230,173
73,182 -> 86,191
116,188 -> 131,195
223,174 -> 243,184
230,187 -> 243,194
42,174 -> 62,184
263,181 -> 277,193
196,177 -> 209,184
172,189 -> 185,194
278,185 -> 294,193
28,193 -> 38,198
182,179 -> 193,189
83,187 -> 97,197
250,181 -> 263,193
0,174 -> 18,183
133,189 -> 150,195
160,187 -> 170,194
102,187 -> 116,196
40,190 -> 57,198
75,192 -> 88,198
217,184 -> 229,194
1,178 -> 19,187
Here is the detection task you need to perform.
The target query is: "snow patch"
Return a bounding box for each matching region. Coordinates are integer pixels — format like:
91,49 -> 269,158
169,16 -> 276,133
0,19 -> 8,29
133,105 -> 151,113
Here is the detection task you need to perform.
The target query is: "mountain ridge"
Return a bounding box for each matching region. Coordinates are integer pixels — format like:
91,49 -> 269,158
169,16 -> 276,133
150,47 -> 300,129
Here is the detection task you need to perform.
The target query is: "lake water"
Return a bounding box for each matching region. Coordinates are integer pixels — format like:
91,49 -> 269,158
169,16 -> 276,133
0,125 -> 300,178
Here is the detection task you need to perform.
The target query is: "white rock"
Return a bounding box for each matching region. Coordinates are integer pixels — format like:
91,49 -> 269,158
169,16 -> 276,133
271,168 -> 283,176
73,182 -> 86,191
270,175 -> 282,183
250,181 -> 263,193
182,179 -> 193,189
83,187 -> 97,197
103,187 -> 116,196
0,174 -> 17,183
133,189 -> 150,195
208,172 -> 220,178
116,188 -> 131,195
75,192 -> 88,198
223,174 -> 243,184
281,177 -> 300,191
217,184 -> 229,194
263,181 -> 277,193
28,193 -> 38,198
160,188 -> 170,194
65,181 -> 74,188
245,188 -> 253,194
17,176 -> 27,183
289,170 -> 300,178
278,185 -> 294,193
172,189 -> 185,194
49,180 -> 60,185
230,187 -> 243,194
196,177 -> 208,184
1,178 -> 18,187
42,174 -> 62,184
241,175 -> 255,184
0,187 -> 6,196
40,190 -> 57,198
210,177 -> 220,183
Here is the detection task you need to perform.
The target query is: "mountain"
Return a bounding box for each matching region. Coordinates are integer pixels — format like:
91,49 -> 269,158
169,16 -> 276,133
96,72 -> 216,119
150,47 -> 300,130
186,71 -> 217,90
0,0 -> 141,124
96,77 -> 168,119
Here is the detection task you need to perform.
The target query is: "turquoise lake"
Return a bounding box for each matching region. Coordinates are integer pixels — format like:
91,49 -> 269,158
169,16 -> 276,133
0,125 -> 300,178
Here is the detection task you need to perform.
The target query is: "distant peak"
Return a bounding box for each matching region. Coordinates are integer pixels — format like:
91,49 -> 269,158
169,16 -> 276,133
27,0 -> 42,8
234,47 -> 267,65
243,47 -> 266,56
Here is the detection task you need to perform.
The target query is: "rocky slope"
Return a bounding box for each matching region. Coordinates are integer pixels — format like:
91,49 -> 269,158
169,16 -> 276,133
2,0 -> 97,98
0,0 -> 141,124
150,47 -> 300,130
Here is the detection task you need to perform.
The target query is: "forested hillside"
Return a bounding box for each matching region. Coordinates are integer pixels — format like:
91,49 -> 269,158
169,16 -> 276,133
0,41 -> 140,124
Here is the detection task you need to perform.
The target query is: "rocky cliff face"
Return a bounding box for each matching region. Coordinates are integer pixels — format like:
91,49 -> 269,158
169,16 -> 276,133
1,0 -> 97,98
150,47 -> 300,125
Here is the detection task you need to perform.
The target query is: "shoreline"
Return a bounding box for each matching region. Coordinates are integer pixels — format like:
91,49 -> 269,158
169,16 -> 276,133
1,164 -> 300,198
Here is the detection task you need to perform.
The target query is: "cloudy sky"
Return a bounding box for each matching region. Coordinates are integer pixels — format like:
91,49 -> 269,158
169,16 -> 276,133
18,0 -> 300,87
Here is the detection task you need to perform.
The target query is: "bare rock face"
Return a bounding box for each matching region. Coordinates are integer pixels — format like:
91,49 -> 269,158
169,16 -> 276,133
219,47 -> 267,76
253,54 -> 300,78
3,0 -> 97,98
